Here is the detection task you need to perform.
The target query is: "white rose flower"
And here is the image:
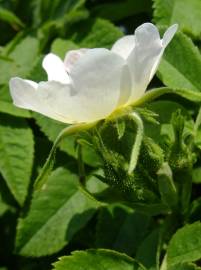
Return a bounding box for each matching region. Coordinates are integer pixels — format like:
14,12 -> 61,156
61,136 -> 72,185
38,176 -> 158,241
9,23 -> 178,124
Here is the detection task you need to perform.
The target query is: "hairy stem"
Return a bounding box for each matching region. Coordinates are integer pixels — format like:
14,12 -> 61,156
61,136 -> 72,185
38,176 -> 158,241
34,122 -> 95,190
128,112 -> 144,175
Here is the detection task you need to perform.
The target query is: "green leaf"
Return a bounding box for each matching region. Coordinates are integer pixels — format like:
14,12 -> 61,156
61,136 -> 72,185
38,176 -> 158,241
0,7 -> 25,28
51,39 -> 78,58
135,87 -> 201,110
15,167 -> 100,256
34,113 -> 100,167
91,0 -> 151,22
32,0 -> 86,27
70,18 -> 123,48
136,229 -> 160,270
168,263 -> 201,270
189,198 -> 201,222
0,84 -> 31,118
33,0 -> 88,50
0,114 -> 34,205
52,249 -> 146,270
144,100 -> 188,140
34,113 -> 76,156
157,32 -> 201,91
0,193 -> 10,216
0,36 -> 39,84
167,222 -> 201,266
192,167 -> 201,184
157,162 -> 178,210
153,0 -> 201,39
96,204 -> 150,255
0,100 -> 31,118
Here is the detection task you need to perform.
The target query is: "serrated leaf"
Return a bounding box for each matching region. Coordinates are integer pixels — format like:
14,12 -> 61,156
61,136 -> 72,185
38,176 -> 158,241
70,18 -> 123,48
53,249 -> 146,270
96,204 -> 150,255
51,39 -> 78,58
157,32 -> 201,91
0,114 -> 34,205
167,222 -> 201,266
15,167 -> 100,257
0,36 -> 39,84
153,0 -> 201,39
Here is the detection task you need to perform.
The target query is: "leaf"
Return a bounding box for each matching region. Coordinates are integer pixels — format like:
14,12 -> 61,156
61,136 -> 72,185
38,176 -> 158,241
0,7 -> 25,28
142,100 -> 188,144
96,204 -> 150,255
0,194 -> 10,216
157,163 -> 178,210
51,39 -> 78,58
34,113 -> 76,156
70,18 -> 123,48
167,222 -> 201,266
33,0 -> 88,50
0,36 -> 39,84
157,32 -> 201,91
52,249 -> 146,270
32,0 -> 86,27
91,0 -> 151,22
136,229 -> 160,270
0,100 -> 31,118
153,0 -> 201,39
168,263 -> 201,270
34,113 -> 100,167
0,114 -> 34,205
15,167 -> 100,256
189,198 -> 201,223
192,167 -> 201,184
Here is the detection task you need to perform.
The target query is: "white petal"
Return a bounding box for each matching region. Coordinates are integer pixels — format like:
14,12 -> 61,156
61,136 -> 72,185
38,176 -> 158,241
9,49 -> 131,124
162,24 -> 178,47
67,48 -> 130,121
126,23 -> 177,104
111,35 -> 135,59
42,53 -> 70,84
9,77 -> 70,123
64,49 -> 88,73
148,24 -> 178,82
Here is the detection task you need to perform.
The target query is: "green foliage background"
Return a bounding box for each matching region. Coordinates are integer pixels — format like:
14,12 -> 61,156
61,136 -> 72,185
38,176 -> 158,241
1,0 -> 201,269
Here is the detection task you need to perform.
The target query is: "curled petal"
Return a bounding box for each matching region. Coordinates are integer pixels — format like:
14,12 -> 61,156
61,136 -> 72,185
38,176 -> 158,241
126,23 -> 177,104
9,78 -> 71,123
111,35 -> 135,59
162,24 -> 178,47
42,53 -> 70,84
149,24 -> 178,81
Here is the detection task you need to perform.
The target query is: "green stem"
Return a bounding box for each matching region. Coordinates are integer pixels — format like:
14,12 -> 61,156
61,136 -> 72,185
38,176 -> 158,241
34,122 -> 95,190
128,112 -> 144,175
